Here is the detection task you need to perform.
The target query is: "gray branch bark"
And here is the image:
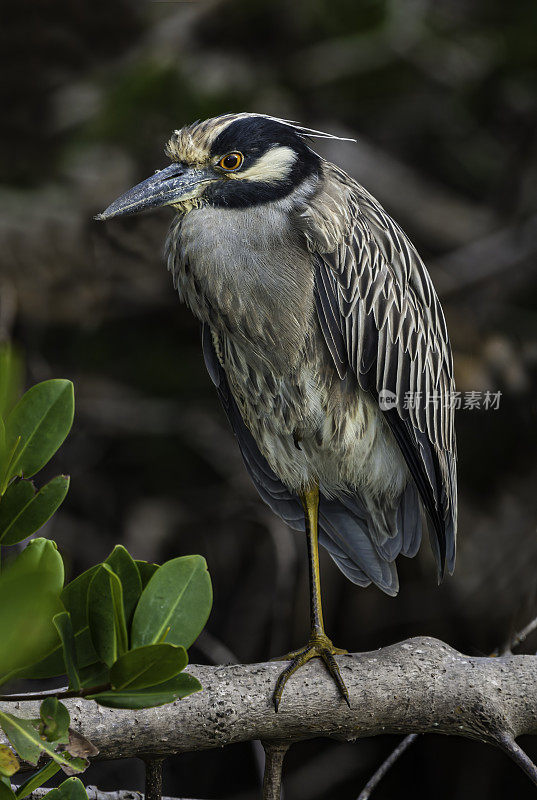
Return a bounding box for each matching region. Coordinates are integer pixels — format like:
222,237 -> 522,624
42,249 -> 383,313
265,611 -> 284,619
17,790 -> 200,800
261,741 -> 288,800
3,638 -> 537,762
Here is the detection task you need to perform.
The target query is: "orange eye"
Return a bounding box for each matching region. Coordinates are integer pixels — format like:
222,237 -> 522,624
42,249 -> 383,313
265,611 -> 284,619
218,152 -> 243,171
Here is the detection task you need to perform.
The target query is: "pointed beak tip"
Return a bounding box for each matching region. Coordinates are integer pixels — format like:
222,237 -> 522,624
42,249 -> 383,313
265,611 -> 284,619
95,203 -> 122,221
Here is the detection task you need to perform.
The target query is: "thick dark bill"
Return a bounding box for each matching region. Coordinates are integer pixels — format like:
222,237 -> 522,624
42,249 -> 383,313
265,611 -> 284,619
96,163 -> 213,220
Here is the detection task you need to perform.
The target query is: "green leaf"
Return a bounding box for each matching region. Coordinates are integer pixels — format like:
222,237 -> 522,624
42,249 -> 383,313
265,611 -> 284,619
0,713 -> 84,773
78,662 -> 109,689
103,564 -> 129,657
5,380 -> 74,480
135,560 -> 159,590
19,628 -> 97,682
38,699 -> 69,744
21,566 -> 106,678
14,760 -> 61,799
61,567 -> 98,631
105,546 -> 142,628
0,439 -> 19,496
0,476 -> 70,546
131,555 -> 212,650
0,345 -> 23,420
0,418 -> 6,478
110,643 -> 187,691
42,777 -> 88,800
0,781 -> 16,800
87,565 -> 128,667
0,745 -> 19,778
0,577 -> 62,681
90,671 -> 202,709
33,567 -> 102,676
70,628 -> 100,673
0,542 -> 64,682
0,480 -> 33,534
0,480 -> 33,533
9,538 -> 64,595
53,613 -> 80,691
0,716 -> 41,765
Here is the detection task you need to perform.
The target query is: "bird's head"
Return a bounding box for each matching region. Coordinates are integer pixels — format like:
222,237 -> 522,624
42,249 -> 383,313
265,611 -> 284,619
97,113 -> 354,219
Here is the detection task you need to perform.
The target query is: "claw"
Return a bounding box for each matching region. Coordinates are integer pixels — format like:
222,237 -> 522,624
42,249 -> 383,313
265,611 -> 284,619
272,633 -> 350,711
320,649 -> 350,707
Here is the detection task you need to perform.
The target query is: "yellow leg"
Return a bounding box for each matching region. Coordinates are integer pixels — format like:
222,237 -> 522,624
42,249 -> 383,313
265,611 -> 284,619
305,484 -> 324,634
272,485 -> 350,711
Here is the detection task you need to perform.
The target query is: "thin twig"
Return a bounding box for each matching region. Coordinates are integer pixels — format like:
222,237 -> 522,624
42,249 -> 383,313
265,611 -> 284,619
0,684 -> 111,702
261,741 -> 289,800
503,614 -> 537,655
496,733 -> 537,787
356,734 -> 418,800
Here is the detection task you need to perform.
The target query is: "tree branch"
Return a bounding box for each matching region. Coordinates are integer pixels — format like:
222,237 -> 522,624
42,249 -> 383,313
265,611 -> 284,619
17,790 -> 202,800
142,758 -> 164,800
496,733 -> 537,786
355,615 -> 537,798
3,638 -> 537,763
356,734 -> 418,800
261,741 -> 288,800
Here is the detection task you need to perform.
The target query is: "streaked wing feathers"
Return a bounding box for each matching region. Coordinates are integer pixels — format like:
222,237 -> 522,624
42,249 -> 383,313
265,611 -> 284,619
303,164 -> 457,575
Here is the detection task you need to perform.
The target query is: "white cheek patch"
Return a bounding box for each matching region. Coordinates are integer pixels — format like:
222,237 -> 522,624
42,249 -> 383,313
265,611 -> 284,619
235,146 -> 298,183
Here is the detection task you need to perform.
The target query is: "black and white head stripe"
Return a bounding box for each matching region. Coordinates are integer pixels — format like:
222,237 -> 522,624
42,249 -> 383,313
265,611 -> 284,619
202,114 -> 356,207
163,113 -> 356,209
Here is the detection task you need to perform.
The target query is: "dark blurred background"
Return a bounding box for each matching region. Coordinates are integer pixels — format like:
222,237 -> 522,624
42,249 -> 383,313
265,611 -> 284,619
2,0 -> 537,797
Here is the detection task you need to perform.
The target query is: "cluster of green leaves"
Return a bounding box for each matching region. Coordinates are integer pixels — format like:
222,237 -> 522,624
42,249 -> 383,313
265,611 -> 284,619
0,346 -> 73,550
0,347 -> 213,800
1,539 -> 211,706
0,542 -> 211,800
22,543 -> 212,708
0,344 -> 74,685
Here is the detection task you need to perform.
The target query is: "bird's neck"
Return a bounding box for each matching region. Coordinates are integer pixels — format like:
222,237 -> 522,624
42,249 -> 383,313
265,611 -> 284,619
166,197 -> 316,371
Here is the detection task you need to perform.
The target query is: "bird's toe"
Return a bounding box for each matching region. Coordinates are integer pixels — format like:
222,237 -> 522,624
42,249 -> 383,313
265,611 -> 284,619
271,633 -> 350,711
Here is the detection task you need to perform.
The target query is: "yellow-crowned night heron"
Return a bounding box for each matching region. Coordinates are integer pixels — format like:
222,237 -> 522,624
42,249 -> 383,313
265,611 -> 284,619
98,113 -> 457,710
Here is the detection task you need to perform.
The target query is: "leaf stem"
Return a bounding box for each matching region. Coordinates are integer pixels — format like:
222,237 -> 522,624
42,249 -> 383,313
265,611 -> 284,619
0,684 -> 111,702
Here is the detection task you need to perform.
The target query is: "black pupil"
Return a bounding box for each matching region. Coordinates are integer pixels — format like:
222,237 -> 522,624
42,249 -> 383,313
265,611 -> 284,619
223,154 -> 239,169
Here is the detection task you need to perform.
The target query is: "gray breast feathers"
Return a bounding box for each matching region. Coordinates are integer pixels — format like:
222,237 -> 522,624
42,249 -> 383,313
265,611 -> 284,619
166,197 -> 315,371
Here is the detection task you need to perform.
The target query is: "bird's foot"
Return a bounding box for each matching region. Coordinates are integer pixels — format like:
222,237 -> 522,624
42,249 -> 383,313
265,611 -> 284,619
271,631 -> 350,711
